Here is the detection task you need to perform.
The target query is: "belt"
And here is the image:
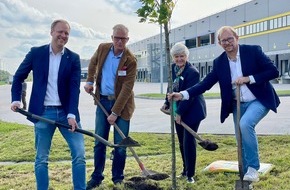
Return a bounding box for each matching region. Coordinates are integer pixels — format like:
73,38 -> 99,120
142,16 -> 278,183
100,94 -> 115,100
44,105 -> 62,108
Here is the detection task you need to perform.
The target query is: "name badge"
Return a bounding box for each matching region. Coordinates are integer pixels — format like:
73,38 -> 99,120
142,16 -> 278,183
118,70 -> 127,76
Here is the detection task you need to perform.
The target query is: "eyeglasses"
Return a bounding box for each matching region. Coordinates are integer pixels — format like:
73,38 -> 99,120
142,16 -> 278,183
112,36 -> 128,42
219,37 -> 235,45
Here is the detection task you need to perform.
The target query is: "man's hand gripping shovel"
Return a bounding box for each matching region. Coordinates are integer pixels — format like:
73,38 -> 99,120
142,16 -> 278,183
16,108 -> 139,148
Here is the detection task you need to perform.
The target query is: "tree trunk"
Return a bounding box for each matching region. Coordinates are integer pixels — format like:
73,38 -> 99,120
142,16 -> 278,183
164,21 -> 177,190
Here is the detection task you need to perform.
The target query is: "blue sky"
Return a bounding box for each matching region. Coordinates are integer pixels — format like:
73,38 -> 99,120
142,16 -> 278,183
0,0 -> 250,74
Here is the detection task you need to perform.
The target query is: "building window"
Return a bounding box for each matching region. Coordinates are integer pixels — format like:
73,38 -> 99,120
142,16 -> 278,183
278,17 -> 282,28
199,34 -> 210,46
185,38 -> 197,49
253,24 -> 256,33
246,25 -> 249,34
273,18 -> 277,29
210,33 -> 215,44
208,65 -> 212,73
201,66 -> 205,78
264,21 -> 268,31
260,22 -> 264,31
237,27 -> 241,36
270,20 -> 273,29
287,15 -> 290,26
257,23 -> 260,32
282,16 -> 287,27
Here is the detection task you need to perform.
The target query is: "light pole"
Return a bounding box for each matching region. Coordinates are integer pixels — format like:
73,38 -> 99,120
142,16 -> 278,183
160,24 -> 164,94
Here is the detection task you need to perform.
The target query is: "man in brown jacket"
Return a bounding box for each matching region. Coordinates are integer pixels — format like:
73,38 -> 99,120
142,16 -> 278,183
84,24 -> 137,189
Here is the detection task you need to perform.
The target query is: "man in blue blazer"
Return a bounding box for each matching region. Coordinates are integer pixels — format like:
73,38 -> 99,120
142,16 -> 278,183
168,26 -> 280,182
11,19 -> 86,190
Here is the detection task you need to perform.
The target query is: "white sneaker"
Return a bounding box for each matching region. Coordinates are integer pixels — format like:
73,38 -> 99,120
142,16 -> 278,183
243,167 -> 259,182
187,177 -> 195,184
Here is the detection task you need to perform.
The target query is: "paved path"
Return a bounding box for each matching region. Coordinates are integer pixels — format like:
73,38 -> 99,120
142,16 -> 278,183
1,82 -> 289,135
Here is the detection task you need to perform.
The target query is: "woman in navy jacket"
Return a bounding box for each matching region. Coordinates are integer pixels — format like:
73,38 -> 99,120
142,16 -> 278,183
162,43 -> 206,184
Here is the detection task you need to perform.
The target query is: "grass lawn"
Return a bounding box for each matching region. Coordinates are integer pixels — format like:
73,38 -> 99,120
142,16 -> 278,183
0,121 -> 290,190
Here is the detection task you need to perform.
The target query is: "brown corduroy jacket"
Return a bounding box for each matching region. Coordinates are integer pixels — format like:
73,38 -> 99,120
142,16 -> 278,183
86,43 -> 137,120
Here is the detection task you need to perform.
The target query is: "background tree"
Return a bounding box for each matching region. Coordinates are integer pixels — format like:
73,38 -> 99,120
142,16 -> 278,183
0,70 -> 11,84
136,0 -> 178,189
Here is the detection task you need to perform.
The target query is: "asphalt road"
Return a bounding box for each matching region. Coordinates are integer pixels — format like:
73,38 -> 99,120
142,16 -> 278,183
1,82 -> 289,135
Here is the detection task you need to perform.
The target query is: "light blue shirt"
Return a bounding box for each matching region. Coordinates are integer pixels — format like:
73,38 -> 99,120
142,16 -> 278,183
101,47 -> 123,95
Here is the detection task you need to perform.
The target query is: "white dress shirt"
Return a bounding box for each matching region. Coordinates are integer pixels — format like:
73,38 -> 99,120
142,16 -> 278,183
229,48 -> 256,102
43,45 -> 63,106
181,48 -> 256,102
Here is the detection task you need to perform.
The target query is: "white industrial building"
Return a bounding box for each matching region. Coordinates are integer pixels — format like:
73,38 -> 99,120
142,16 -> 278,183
127,0 -> 290,84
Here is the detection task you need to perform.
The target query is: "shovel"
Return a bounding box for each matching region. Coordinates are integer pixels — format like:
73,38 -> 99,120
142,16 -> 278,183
235,85 -> 252,190
16,108 -> 139,148
160,108 -> 218,151
90,92 -> 169,181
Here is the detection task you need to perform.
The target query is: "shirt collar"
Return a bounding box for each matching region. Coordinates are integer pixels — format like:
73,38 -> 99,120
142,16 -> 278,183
49,44 -> 65,55
227,46 -> 240,62
110,46 -> 123,58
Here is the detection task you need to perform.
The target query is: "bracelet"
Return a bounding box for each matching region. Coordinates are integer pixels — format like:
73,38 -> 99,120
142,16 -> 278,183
111,112 -> 118,117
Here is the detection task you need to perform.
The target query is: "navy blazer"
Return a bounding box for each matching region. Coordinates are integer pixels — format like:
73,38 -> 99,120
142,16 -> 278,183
165,62 -> 206,126
187,44 -> 280,123
11,44 -> 81,123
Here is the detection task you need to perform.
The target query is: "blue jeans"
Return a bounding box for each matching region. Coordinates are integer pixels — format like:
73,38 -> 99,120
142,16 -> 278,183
34,107 -> 86,190
90,98 -> 129,183
232,99 -> 269,174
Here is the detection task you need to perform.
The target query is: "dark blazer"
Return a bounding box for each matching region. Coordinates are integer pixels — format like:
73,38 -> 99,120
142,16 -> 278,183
11,44 -> 81,123
165,62 -> 206,126
187,44 -> 280,123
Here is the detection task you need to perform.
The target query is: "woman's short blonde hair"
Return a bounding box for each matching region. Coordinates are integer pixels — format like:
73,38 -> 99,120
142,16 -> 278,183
170,43 -> 189,57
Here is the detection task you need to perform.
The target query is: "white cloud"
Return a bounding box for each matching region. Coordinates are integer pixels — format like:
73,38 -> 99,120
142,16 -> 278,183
0,0 -> 52,28
106,0 -> 141,15
5,41 -> 34,58
0,0 -> 112,73
0,0 -> 249,74
70,22 -> 108,40
6,28 -> 47,40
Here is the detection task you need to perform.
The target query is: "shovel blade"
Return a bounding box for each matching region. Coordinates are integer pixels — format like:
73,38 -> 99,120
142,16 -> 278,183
235,180 -> 252,190
118,136 -> 141,147
198,139 -> 219,151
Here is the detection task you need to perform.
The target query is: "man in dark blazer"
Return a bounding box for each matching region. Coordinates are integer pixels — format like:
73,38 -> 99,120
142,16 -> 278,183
168,26 -> 280,182
11,19 -> 86,190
